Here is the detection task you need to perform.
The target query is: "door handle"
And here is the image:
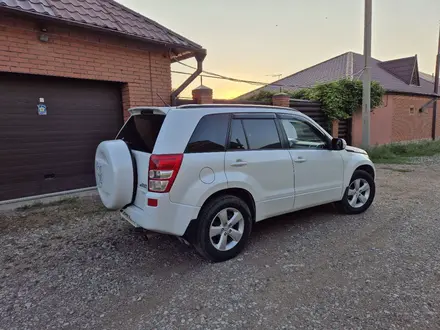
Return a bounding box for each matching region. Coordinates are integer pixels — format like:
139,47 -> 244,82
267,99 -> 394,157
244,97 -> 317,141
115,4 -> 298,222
231,160 -> 248,167
294,157 -> 307,163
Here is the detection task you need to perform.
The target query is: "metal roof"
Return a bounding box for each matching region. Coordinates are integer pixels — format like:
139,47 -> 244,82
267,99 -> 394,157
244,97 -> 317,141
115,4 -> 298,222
238,52 -> 438,99
379,56 -> 419,85
0,0 -> 203,53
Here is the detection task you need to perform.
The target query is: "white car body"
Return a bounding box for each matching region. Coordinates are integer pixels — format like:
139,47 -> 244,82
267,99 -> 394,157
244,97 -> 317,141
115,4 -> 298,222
96,105 -> 375,240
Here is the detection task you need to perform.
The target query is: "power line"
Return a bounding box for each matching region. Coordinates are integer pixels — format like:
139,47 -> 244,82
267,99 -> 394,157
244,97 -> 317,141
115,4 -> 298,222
173,63 -> 312,89
177,61 -> 225,79
171,70 -> 313,89
352,68 -> 365,80
174,61 -> 365,91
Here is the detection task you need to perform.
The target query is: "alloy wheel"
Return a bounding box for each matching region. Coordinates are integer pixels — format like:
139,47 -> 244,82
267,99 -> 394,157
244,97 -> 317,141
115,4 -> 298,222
209,207 -> 245,251
347,178 -> 371,208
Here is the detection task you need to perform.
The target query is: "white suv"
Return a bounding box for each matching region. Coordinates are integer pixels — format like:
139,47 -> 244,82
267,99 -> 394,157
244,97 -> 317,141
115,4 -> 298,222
95,105 -> 375,262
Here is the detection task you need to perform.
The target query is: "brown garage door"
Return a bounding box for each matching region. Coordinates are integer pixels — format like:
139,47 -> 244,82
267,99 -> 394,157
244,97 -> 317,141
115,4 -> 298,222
0,73 -> 123,201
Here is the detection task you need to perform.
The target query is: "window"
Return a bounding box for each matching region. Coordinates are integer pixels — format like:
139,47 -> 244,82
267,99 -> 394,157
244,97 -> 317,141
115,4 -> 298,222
281,118 -> 327,149
117,114 -> 165,153
242,119 -> 281,150
229,119 -> 248,150
186,114 -> 229,153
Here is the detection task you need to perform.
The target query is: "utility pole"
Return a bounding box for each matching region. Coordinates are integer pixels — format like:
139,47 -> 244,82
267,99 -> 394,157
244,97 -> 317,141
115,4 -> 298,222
362,0 -> 372,149
431,25 -> 440,140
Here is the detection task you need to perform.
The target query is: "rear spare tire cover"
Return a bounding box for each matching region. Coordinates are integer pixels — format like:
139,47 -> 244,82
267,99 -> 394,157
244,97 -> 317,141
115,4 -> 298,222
95,140 -> 134,210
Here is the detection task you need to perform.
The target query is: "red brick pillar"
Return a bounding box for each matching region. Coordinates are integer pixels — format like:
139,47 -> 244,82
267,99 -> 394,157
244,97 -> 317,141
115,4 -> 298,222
272,92 -> 290,107
331,119 -> 339,137
192,85 -> 213,104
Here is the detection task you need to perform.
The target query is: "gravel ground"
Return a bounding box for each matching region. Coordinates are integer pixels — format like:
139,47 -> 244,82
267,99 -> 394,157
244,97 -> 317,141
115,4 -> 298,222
1,157 -> 440,330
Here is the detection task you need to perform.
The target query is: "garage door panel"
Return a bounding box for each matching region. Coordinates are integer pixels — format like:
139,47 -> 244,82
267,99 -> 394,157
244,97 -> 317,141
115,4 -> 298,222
0,160 -> 94,182
1,149 -> 98,166
1,138 -> 110,155
0,140 -> 105,154
2,131 -> 112,142
1,115 -> 122,124
3,131 -> 115,140
1,158 -> 95,178
0,72 -> 123,201
40,175 -> 96,195
0,182 -> 42,201
0,176 -> 95,198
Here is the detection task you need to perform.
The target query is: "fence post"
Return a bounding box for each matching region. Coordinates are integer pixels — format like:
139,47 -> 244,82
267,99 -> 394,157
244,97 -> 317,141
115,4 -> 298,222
272,93 -> 290,107
331,119 -> 339,137
192,85 -> 213,104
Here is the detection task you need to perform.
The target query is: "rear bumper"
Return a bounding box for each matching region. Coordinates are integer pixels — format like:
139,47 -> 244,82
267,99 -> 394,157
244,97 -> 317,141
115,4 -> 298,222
121,197 -> 200,236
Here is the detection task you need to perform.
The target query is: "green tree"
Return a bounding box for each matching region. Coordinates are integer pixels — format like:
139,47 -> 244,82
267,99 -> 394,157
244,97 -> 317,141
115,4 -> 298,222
245,90 -> 275,103
246,79 -> 385,120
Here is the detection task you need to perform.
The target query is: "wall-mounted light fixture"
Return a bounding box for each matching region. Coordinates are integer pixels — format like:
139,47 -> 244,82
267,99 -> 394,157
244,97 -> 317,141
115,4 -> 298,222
39,26 -> 49,42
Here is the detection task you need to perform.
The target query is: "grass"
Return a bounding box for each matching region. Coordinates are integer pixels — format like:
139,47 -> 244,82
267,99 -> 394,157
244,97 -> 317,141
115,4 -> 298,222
367,140 -> 440,164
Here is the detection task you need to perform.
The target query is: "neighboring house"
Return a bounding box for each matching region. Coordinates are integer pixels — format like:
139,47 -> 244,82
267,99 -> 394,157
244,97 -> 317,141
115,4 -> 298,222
0,0 -> 204,201
238,52 -> 440,147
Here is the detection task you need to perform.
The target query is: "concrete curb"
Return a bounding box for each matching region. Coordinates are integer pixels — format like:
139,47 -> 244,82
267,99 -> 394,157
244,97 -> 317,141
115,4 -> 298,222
0,187 -> 98,211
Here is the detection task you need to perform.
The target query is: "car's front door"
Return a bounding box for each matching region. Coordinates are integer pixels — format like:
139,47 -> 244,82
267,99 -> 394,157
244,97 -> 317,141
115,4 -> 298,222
224,113 -> 295,221
279,114 -> 344,210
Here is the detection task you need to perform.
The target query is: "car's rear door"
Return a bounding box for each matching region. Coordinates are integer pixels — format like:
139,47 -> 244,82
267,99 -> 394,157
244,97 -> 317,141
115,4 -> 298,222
116,111 -> 166,209
278,114 -> 344,210
224,113 -> 295,221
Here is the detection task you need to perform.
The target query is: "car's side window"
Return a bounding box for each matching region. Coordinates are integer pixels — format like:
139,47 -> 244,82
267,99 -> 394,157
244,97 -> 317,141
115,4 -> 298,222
229,119 -> 249,150
185,114 -> 229,153
281,118 -> 328,149
241,119 -> 282,150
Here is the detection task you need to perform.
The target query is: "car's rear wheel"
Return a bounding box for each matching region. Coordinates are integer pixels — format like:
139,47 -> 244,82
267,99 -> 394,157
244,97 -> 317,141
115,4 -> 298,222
336,170 -> 375,214
193,195 -> 252,262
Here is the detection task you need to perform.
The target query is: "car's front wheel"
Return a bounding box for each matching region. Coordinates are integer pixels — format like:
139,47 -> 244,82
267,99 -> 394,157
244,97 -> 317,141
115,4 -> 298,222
193,195 -> 252,262
336,170 -> 376,214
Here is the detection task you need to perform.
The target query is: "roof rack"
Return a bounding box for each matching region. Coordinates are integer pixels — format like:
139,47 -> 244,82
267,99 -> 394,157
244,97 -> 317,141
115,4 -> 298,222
177,104 -> 296,111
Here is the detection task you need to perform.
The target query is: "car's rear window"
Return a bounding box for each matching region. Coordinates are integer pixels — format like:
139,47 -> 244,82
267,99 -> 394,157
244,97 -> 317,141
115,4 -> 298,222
117,114 -> 165,153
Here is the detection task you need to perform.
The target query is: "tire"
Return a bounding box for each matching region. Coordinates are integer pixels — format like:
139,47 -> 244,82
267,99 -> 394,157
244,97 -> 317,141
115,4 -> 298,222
336,170 -> 376,214
193,195 -> 252,262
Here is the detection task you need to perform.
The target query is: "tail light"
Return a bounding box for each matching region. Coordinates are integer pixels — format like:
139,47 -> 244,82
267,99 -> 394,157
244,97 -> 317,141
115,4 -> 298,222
148,154 -> 183,193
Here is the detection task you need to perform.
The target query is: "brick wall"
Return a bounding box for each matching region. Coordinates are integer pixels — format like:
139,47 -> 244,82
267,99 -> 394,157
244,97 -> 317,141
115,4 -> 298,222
352,95 -> 393,146
0,11 -> 172,119
391,95 -> 433,142
351,94 -> 439,147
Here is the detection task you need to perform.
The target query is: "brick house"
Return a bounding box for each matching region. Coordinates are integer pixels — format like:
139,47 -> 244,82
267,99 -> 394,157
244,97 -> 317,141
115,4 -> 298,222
238,52 -> 440,147
0,0 -> 205,201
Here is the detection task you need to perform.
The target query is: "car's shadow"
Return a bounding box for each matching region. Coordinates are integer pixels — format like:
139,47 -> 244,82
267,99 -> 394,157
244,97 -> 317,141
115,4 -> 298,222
114,203 -> 340,267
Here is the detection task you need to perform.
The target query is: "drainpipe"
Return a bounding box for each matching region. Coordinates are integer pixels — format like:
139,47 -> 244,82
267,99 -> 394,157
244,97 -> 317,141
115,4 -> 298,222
171,51 -> 206,106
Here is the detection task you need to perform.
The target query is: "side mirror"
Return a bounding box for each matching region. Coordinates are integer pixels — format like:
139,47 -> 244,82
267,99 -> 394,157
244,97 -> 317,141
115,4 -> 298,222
331,138 -> 347,151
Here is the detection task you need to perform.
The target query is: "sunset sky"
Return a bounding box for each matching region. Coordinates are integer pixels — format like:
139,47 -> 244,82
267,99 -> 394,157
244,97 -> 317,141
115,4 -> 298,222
118,0 -> 440,99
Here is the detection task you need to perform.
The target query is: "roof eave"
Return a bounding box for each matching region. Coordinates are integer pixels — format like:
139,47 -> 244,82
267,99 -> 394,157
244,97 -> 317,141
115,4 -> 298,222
385,89 -> 438,97
0,6 -> 203,55
171,48 -> 207,63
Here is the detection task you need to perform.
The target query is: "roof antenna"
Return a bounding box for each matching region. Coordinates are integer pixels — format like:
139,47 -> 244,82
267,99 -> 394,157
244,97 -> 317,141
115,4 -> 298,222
156,92 -> 170,107
266,73 -> 282,92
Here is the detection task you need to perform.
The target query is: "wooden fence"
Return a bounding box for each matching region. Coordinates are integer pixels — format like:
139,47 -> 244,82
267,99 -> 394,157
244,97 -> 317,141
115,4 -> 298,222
289,99 -> 329,133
